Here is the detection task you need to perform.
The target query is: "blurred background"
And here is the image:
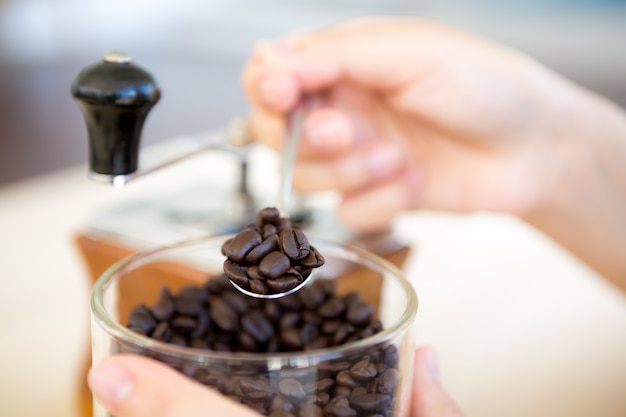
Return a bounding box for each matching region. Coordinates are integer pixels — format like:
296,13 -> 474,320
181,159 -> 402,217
1,0 -> 625,185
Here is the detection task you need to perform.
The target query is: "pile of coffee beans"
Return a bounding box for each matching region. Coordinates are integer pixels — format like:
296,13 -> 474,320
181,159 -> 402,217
125,276 -> 401,417
221,207 -> 325,296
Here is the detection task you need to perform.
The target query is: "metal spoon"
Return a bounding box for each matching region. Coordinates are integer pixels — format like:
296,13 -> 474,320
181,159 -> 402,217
230,100 -> 311,299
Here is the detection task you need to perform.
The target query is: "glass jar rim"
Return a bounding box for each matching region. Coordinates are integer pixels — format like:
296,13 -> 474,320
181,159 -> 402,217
90,235 -> 418,364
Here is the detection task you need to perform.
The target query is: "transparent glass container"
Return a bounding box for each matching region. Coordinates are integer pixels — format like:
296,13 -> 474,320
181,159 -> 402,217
90,235 -> 418,417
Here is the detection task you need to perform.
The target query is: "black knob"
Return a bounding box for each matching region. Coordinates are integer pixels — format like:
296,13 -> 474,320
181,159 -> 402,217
71,51 -> 161,176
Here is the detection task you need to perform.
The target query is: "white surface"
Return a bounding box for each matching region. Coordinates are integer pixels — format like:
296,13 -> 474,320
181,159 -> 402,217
0,146 -> 625,417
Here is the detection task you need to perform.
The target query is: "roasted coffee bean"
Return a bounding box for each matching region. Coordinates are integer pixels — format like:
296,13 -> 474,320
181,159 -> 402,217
300,247 -> 325,268
280,228 -> 311,260
190,338 -> 209,349
321,319 -> 342,335
262,223 -> 278,239
280,311 -> 301,329
332,324 -> 356,345
332,386 -> 352,398
241,310 -> 274,342
305,336 -> 330,350
225,229 -> 262,263
350,393 -> 391,413
298,285 -> 325,310
336,371 -> 359,389
151,298 -> 175,321
323,396 -> 357,417
270,395 -> 296,413
302,310 -> 322,326
318,297 -> 346,318
171,316 -> 197,333
259,251 -> 291,279
249,279 -> 269,295
128,305 -> 156,334
224,260 -> 249,287
174,296 -> 202,316
349,359 -> 378,380
239,377 -> 275,398
280,327 -> 303,350
278,378 -> 306,400
169,334 -> 187,347
238,331 -> 258,352
349,387 -> 368,402
245,265 -> 265,281
246,234 -> 280,264
299,403 -> 324,417
267,275 -> 301,292
346,301 -> 374,326
210,298 -> 239,331
222,291 -> 249,315
257,206 -> 281,226
277,217 -> 295,232
316,392 -> 330,406
178,285 -> 209,302
264,302 -> 281,321
377,368 -> 400,395
151,321 -> 171,341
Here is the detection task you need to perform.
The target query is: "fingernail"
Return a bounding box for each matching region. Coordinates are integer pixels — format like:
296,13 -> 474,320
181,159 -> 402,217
365,143 -> 403,179
253,40 -> 294,59
88,360 -> 134,408
424,348 -> 439,380
259,74 -> 296,109
305,116 -> 352,151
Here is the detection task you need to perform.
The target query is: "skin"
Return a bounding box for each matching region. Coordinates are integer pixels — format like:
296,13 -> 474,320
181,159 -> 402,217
89,17 -> 626,417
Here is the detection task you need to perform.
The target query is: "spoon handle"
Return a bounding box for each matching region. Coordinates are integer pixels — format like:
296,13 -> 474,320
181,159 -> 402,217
276,100 -> 306,217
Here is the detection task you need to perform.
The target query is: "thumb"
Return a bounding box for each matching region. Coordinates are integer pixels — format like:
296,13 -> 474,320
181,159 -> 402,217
411,347 -> 464,417
88,354 -> 257,417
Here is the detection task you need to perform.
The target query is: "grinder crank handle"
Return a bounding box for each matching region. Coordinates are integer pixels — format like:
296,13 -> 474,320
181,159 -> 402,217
71,51 -> 161,184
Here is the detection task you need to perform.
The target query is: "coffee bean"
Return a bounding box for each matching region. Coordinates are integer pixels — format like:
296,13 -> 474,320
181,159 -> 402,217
174,296 -> 202,316
225,229 -> 262,263
171,316 -> 197,333
278,378 -> 306,400
270,395 -> 296,413
300,247 -> 325,268
224,260 -> 249,287
128,305 -> 156,334
178,285 -> 209,302
318,297 -> 345,318
280,228 -> 310,260
249,279 -> 269,295
280,327 -> 303,350
299,403 -> 323,417
263,223 -> 278,239
280,311 -> 300,329
349,359 -> 378,380
222,291 -> 249,315
151,321 -> 171,341
323,396 -> 357,417
259,251 -> 291,279
348,387 -> 367,402
350,393 -> 391,413
241,310 -> 274,342
298,285 -> 326,310
346,301 -> 374,326
246,234 -> 280,264
210,298 -> 239,331
378,368 -> 400,394
267,275 -> 301,292
336,371 -> 359,389
257,206 -> 281,226
151,298 -> 175,321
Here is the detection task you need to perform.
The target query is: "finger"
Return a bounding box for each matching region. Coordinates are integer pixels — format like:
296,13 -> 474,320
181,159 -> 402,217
243,40 -> 342,111
411,347 -> 464,417
292,141 -> 405,194
248,107 -> 359,160
335,168 -> 422,233
88,354 -> 257,417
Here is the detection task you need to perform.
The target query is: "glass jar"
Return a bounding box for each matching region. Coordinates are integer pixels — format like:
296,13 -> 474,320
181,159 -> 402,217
90,235 -> 418,417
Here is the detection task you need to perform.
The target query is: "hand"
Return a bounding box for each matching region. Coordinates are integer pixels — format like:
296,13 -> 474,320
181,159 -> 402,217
242,17 -> 587,232
88,347 -> 463,417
